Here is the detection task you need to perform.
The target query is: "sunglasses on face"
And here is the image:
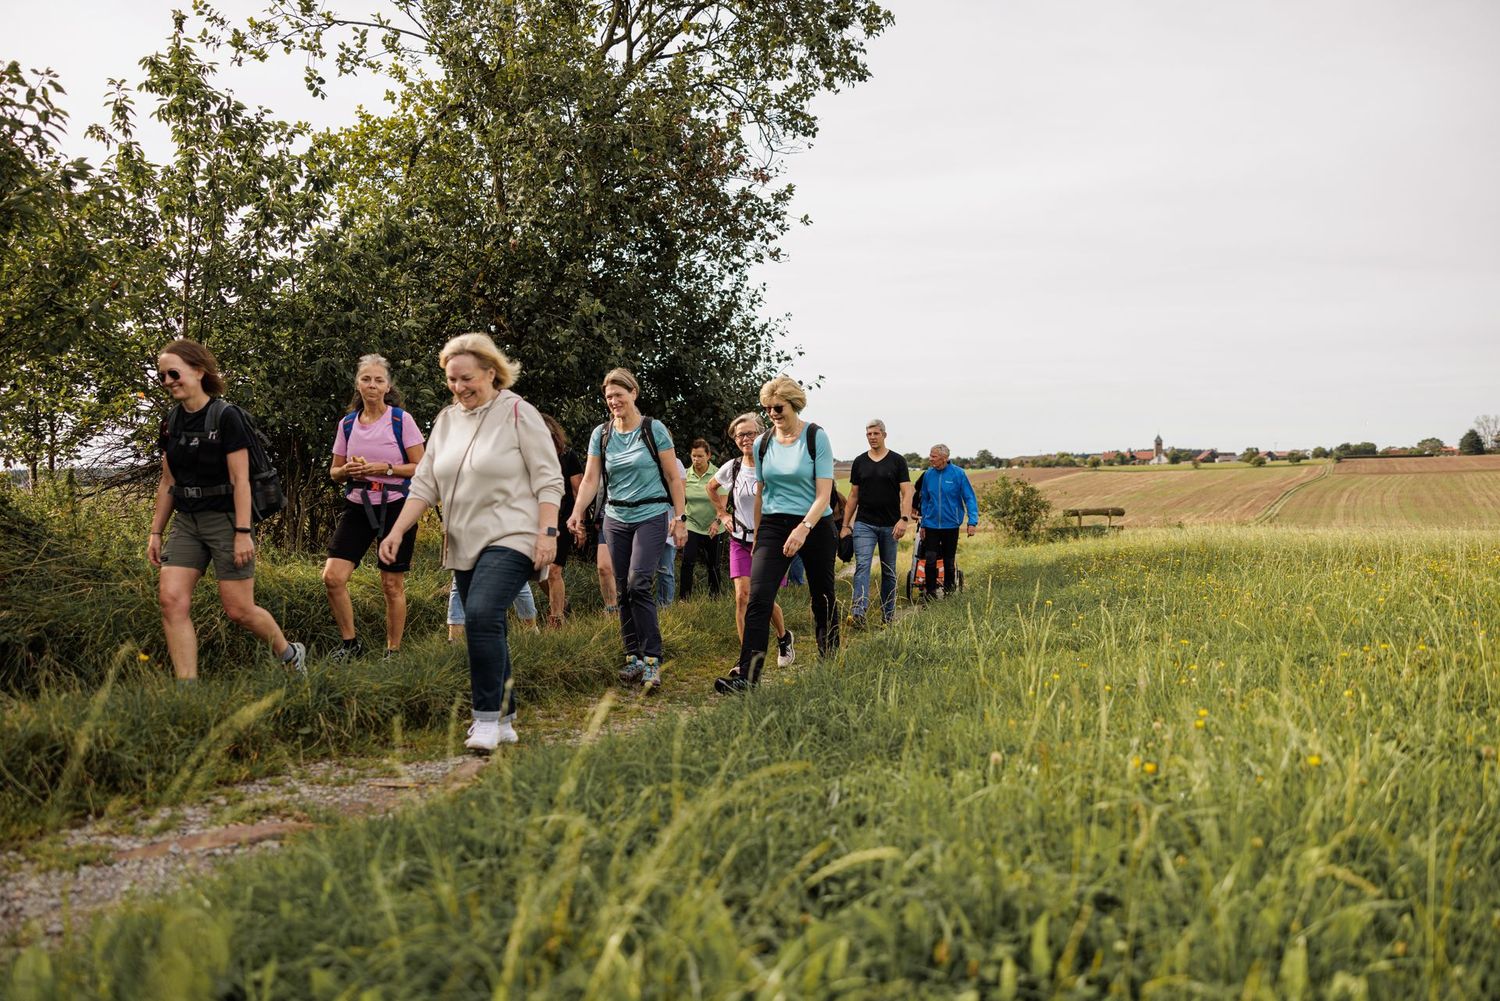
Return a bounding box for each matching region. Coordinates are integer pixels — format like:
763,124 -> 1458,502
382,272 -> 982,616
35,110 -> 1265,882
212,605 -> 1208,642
157,369 -> 183,384
764,403 -> 786,414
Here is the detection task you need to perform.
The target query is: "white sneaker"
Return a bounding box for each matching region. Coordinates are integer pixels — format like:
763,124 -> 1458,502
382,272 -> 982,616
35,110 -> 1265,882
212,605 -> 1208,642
465,719 -> 501,753
496,715 -> 519,745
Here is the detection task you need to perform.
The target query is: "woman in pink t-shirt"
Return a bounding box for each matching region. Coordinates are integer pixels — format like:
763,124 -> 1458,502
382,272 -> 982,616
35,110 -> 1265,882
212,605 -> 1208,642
324,354 -> 427,659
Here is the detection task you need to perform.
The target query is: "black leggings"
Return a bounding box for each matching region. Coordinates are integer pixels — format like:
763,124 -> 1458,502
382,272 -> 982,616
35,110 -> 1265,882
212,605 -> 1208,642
739,514 -> 839,681
679,530 -> 723,599
922,527 -> 960,596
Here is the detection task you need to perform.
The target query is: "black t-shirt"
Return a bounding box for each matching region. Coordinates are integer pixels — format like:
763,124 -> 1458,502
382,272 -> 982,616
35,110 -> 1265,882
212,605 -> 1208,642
557,448 -> 585,524
158,401 -> 254,514
850,450 -> 910,527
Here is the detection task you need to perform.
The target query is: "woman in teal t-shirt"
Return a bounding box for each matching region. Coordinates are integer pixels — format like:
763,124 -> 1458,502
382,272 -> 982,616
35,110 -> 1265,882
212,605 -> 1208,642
568,368 -> 686,692
714,375 -> 838,693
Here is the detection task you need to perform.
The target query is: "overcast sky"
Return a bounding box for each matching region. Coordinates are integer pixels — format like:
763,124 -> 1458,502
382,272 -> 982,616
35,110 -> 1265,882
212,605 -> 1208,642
11,0 -> 1500,458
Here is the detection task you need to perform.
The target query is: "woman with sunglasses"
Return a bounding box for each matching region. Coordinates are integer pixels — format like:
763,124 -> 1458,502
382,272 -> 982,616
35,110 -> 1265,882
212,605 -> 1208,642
147,338 -> 306,680
714,376 -> 837,693
707,413 -> 795,674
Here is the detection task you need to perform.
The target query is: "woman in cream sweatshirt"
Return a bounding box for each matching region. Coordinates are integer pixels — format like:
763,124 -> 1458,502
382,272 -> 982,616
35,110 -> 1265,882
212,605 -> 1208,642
380,333 -> 562,753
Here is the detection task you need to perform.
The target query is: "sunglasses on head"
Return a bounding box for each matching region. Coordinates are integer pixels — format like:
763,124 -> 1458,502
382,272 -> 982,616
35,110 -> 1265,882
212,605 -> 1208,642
157,369 -> 183,384
764,403 -> 786,414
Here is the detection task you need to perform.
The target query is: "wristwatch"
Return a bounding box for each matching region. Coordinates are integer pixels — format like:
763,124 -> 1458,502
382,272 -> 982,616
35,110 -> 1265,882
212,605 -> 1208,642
898,516 -> 909,523
386,463 -> 395,476
676,513 -> 687,523
234,526 -> 252,534
801,521 -> 815,532
543,527 -> 559,537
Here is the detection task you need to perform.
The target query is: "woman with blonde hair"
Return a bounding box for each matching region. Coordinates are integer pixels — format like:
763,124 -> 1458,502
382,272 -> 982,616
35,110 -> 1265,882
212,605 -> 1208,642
707,412 -> 795,673
567,368 -> 687,693
323,354 -> 427,660
379,333 -> 562,753
714,376 -> 837,693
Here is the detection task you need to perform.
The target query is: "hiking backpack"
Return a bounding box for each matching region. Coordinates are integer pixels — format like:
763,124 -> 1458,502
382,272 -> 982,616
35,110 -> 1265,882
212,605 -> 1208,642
597,416 -> 673,510
339,407 -> 413,496
167,399 -> 287,524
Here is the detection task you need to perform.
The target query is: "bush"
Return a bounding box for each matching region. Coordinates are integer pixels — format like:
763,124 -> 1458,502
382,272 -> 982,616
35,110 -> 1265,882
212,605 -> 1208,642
977,477 -> 1050,539
1248,454 -> 1268,467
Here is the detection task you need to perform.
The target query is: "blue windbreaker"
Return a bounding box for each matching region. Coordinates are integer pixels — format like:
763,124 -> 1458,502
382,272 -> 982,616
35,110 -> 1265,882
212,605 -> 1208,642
915,464 -> 979,529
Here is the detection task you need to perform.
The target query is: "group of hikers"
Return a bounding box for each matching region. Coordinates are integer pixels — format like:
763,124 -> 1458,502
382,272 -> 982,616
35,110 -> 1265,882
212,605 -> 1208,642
149,335 -> 980,753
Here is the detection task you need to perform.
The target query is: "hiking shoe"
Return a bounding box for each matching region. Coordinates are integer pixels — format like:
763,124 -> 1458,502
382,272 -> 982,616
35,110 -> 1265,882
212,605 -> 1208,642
641,656 -> 662,694
328,639 -> 364,663
495,715 -> 519,745
465,719 -> 501,754
283,641 -> 307,676
777,629 -> 795,667
714,674 -> 751,695
847,614 -> 867,631
618,656 -> 645,684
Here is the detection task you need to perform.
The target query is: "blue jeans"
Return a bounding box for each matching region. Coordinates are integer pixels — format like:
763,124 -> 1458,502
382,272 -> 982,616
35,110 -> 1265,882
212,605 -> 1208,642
786,553 -> 806,586
657,539 -> 677,607
604,516 -> 668,659
449,575 -> 535,624
453,546 -> 532,719
851,522 -> 897,621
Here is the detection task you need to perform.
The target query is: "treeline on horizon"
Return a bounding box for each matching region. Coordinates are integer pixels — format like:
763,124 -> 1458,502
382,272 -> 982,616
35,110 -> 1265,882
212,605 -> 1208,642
0,0 -> 893,548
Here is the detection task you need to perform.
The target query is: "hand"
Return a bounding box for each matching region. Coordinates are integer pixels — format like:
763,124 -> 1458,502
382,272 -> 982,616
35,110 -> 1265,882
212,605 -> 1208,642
671,520 -> 688,548
707,518 -> 720,538
378,532 -> 402,565
967,524 -> 977,537
534,533 -> 557,570
148,534 -> 163,567
566,513 -> 585,544
782,524 -> 808,558
232,531 -> 255,568
893,521 -> 907,541
344,459 -> 370,479
840,525 -> 852,538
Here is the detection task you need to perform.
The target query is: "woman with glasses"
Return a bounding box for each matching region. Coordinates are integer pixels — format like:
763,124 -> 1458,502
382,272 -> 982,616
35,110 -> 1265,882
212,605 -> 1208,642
567,369 -> 687,693
713,377 -> 836,693
148,338 -> 306,681
707,414 -> 795,675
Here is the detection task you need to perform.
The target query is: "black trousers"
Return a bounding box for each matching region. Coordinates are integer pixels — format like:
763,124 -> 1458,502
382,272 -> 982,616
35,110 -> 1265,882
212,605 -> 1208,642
678,530 -> 723,600
739,514 -> 839,681
922,527 -> 960,596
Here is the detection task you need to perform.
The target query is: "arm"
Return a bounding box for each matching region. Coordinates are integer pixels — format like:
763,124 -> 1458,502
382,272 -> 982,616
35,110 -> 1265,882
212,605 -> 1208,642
516,404 -> 565,568
226,448 -> 255,567
567,452 -> 604,541
841,484 -> 860,535
963,473 -> 979,535
658,448 -> 688,547
893,481 -> 915,540
147,457 -> 175,567
785,477 -> 834,558
377,496 -> 432,565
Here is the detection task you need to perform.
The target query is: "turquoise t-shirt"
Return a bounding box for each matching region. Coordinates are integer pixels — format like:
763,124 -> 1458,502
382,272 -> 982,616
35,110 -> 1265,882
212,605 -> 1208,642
759,424 -> 834,519
589,419 -> 675,524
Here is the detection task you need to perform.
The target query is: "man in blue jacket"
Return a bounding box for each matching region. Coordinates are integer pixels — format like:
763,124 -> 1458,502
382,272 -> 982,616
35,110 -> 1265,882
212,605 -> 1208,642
913,444 -> 978,599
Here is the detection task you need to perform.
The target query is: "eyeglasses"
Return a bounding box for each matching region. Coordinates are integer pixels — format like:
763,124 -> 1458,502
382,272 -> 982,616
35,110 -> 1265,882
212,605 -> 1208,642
157,369 -> 182,384
764,403 -> 786,415
734,431 -> 758,441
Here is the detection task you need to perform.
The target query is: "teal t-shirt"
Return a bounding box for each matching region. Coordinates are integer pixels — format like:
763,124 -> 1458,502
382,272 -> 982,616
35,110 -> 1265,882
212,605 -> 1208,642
759,424 -> 834,519
589,419 -> 675,524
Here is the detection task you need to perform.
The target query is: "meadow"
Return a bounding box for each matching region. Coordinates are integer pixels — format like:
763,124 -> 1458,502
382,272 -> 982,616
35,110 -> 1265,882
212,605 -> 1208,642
5,523 -> 1499,999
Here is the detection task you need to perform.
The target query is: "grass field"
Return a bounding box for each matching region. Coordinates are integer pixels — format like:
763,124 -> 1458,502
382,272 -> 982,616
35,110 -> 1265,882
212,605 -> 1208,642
7,527 -> 1500,999
1023,465 -> 1325,527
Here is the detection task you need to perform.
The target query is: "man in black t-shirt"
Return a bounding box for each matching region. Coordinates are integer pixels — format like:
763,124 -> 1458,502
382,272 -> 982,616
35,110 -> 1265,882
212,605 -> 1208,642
840,419 -> 913,626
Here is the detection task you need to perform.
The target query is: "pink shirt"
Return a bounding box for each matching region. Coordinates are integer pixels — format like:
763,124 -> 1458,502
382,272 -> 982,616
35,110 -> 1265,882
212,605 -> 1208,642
332,407 -> 426,502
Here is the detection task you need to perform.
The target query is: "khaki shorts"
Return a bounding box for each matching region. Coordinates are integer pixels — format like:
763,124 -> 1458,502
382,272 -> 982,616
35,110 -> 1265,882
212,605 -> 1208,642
162,510 -> 255,580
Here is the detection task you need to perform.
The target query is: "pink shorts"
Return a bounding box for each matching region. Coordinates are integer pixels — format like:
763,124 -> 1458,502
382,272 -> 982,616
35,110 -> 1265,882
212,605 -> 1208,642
729,537 -> 754,578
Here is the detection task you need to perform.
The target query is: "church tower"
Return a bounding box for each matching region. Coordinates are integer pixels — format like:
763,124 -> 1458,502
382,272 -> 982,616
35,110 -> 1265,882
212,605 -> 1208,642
1154,434 -> 1164,462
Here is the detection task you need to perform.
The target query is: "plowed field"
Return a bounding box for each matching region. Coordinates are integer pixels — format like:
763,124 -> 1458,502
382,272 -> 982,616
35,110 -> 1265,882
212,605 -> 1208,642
1269,464 -> 1500,527
1332,455 -> 1500,475
1024,466 -> 1322,526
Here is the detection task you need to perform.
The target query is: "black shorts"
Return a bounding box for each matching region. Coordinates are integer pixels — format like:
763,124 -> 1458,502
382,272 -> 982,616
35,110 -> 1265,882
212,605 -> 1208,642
552,525 -> 574,567
327,498 -> 418,573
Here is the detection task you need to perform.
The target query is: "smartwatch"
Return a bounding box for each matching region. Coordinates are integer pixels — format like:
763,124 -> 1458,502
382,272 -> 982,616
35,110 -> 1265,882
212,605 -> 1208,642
543,527 -> 559,537
676,513 -> 687,523
234,527 -> 253,534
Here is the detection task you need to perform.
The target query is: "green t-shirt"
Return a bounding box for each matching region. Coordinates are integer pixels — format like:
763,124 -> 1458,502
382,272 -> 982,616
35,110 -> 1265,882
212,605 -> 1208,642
683,462 -> 720,535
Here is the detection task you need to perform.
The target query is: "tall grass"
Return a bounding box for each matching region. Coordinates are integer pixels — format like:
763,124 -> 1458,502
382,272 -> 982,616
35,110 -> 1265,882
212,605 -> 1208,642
8,527 -> 1499,998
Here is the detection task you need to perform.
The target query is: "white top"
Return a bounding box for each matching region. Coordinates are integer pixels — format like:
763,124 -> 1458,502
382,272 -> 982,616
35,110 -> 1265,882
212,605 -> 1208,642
407,391 -> 564,570
713,457 -> 760,543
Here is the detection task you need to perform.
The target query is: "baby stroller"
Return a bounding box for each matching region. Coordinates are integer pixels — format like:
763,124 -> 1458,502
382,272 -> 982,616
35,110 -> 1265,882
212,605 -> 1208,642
906,520 -> 964,602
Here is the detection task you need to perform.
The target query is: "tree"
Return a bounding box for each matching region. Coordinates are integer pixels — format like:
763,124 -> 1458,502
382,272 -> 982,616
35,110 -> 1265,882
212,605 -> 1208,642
1474,415 -> 1500,451
1248,453 -> 1267,467
1458,429 -> 1486,455
903,451 -> 926,471
973,449 -> 997,469
1416,437 -> 1445,455
1239,447 -> 1261,463
1334,442 -> 1378,458
1310,446 -> 1330,459
978,477 -> 1051,540
1285,450 -> 1307,464
1087,456 -> 1102,469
